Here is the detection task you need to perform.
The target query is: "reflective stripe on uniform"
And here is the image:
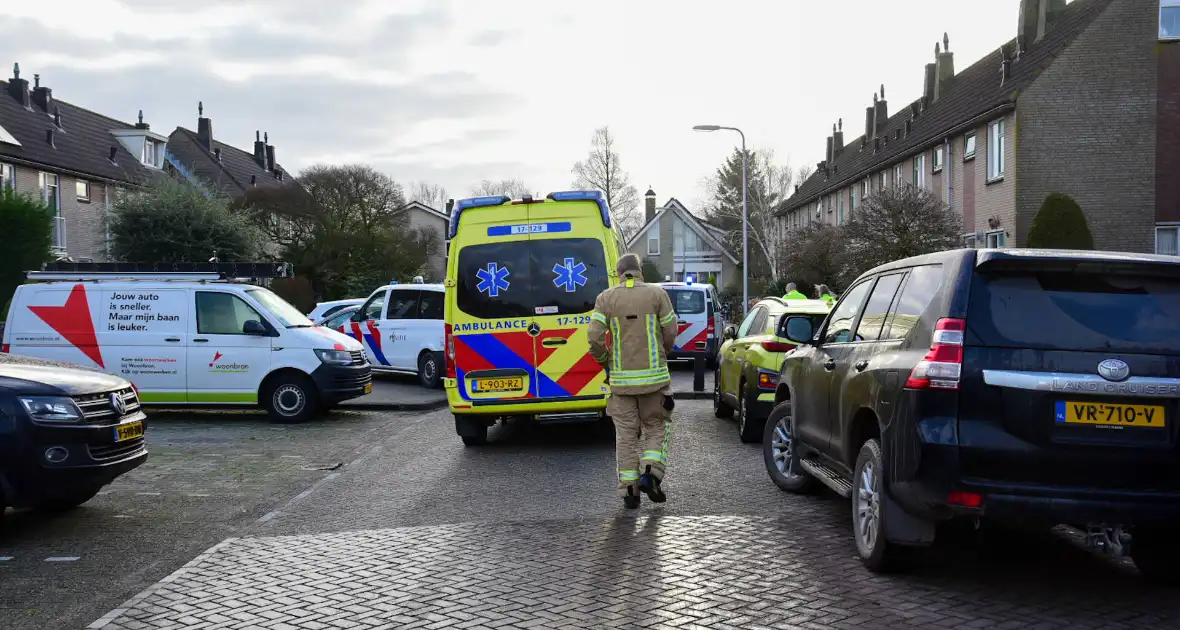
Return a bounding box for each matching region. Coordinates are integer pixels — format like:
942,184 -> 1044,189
590,311 -> 608,325
618,469 -> 640,482
645,314 -> 660,368
660,311 -> 677,326
625,278 -> 636,288
609,366 -> 671,387
610,317 -> 623,371
641,450 -> 667,466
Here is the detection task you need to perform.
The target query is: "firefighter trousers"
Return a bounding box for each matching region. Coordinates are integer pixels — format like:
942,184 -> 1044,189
608,391 -> 672,497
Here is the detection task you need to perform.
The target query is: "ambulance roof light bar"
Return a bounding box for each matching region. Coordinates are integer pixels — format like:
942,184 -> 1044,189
449,195 -> 511,239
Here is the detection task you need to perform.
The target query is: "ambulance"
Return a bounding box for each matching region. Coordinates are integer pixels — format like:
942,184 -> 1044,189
444,191 -> 621,446
2,268 -> 372,424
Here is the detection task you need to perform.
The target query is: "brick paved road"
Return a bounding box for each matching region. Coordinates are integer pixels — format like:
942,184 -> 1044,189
89,401 -> 1180,629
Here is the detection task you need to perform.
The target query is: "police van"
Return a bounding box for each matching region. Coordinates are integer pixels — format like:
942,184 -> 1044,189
659,280 -> 723,368
345,282 -> 446,388
1,264 -> 372,423
444,191 -> 621,445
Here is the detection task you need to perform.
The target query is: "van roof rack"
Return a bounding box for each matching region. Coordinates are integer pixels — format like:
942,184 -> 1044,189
29,261 -> 292,282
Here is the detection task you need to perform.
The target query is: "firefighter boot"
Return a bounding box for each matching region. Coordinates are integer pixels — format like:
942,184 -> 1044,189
623,487 -> 640,510
638,465 -> 666,503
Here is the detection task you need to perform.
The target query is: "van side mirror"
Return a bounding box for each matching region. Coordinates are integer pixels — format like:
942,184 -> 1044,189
779,316 -> 815,345
243,319 -> 268,336
723,325 -> 737,340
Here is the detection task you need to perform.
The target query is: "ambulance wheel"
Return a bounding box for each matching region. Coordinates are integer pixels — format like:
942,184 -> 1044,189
418,351 -> 442,389
455,414 -> 488,447
263,372 -> 319,424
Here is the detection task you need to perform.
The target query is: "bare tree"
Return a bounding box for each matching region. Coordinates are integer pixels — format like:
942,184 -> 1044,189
780,223 -> 850,292
570,127 -> 642,242
408,181 -> 450,212
842,185 -> 961,278
470,179 -> 532,198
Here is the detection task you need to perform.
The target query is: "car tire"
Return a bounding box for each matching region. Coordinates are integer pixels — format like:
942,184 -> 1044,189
263,373 -> 319,424
418,351 -> 442,389
762,401 -> 816,493
854,439 -> 911,573
713,367 -> 733,419
31,484 -> 102,513
1132,528 -> 1180,585
737,382 -> 762,443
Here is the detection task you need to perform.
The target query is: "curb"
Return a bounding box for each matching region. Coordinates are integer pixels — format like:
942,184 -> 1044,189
339,399 -> 449,412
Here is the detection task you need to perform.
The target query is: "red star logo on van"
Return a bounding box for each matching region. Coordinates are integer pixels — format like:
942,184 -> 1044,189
28,283 -> 105,368
209,351 -> 223,367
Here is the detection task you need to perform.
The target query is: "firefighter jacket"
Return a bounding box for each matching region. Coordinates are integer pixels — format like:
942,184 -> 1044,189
588,270 -> 677,396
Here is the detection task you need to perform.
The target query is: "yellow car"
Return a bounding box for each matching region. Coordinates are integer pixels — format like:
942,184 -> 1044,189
443,191 -> 621,446
714,297 -> 832,443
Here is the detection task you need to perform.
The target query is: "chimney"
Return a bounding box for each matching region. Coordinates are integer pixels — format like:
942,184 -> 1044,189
214,147 -> 222,162
644,188 -> 657,224
196,101 -> 214,152
825,134 -> 834,165
265,140 -> 276,173
31,73 -> 52,112
1018,0 -> 1067,51
8,63 -> 31,108
53,105 -> 62,129
445,199 -> 455,216
865,105 -> 875,141
109,146 -> 118,163
1000,44 -> 1014,85
923,58 -> 937,104
253,130 -> 267,167
874,86 -> 889,135
250,174 -> 257,186
934,34 -> 955,101
135,109 -> 150,130
46,128 -> 55,148
833,119 -> 844,157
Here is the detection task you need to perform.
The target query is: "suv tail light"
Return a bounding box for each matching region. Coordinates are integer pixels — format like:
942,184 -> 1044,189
761,340 -> 794,352
445,323 -> 456,379
905,318 -> 965,390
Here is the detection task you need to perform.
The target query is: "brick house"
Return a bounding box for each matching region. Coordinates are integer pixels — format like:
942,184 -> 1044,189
778,0 -> 1180,255
626,190 -> 739,287
0,64 -> 156,261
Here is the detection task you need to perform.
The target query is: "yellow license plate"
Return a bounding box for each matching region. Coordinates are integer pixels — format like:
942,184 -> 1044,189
114,421 -> 144,442
1056,401 -> 1166,428
364,382 -> 373,394
473,377 -> 523,393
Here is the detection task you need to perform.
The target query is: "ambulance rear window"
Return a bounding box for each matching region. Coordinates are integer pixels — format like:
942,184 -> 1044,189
665,289 -> 705,315
456,238 -> 609,318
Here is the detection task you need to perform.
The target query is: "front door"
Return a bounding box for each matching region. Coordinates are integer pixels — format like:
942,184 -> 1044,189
381,289 -> 421,371
187,290 -> 273,404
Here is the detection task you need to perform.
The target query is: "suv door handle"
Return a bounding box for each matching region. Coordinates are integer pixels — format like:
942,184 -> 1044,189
855,360 -> 869,372
823,359 -> 836,371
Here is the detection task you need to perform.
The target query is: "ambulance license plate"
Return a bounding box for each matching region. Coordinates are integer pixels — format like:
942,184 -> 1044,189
114,421 -> 145,442
473,377 -> 523,393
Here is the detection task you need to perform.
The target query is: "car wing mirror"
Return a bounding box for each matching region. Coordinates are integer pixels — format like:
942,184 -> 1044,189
780,316 -> 815,345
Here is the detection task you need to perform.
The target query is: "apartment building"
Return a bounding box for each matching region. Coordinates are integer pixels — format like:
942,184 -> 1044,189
779,0 -> 1180,254
0,64 -> 157,261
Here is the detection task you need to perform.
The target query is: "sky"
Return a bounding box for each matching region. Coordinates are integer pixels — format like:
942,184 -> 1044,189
1,0 -> 1023,211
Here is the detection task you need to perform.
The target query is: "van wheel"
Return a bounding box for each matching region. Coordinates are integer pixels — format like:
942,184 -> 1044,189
854,439 -> 912,573
418,351 -> 442,389
263,373 -> 319,424
713,367 -> 733,418
32,485 -> 102,512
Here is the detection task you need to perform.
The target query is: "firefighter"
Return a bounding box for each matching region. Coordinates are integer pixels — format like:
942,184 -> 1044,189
588,253 -> 677,509
782,282 -> 808,300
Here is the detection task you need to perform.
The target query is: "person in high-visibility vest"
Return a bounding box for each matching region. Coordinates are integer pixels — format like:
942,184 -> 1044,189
588,253 -> 678,509
782,282 -> 808,300
816,284 -> 836,306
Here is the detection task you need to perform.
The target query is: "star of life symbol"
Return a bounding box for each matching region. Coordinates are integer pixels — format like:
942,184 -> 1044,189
476,263 -> 511,297
552,258 -> 587,293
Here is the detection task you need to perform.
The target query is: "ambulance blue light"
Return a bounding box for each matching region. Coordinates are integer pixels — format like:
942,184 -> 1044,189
449,195 -> 511,239
545,190 -> 612,229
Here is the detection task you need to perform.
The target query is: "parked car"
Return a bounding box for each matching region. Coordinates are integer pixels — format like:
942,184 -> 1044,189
0,352 -> 147,513
316,305 -> 360,329
307,299 -> 365,322
714,297 -> 831,443
659,282 -> 724,368
765,248 -> 1180,582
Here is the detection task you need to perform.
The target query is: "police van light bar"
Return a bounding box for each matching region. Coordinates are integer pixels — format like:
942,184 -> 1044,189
449,195 -> 511,239
686,275 -> 695,284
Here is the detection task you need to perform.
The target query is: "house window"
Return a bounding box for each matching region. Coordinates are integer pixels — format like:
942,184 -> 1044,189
837,190 -> 845,224
879,171 -> 887,189
985,230 -> 1006,248
39,172 -> 60,214
964,133 -> 977,160
933,146 -> 944,172
987,119 -> 1005,181
962,234 -> 977,248
142,139 -> 161,167
1162,1 -> 1180,40
76,179 -> 91,201
0,163 -> 13,190
894,164 -> 903,185
647,232 -> 659,255
861,179 -> 869,201
913,154 -> 926,188
1157,224 -> 1180,255
848,187 -> 856,216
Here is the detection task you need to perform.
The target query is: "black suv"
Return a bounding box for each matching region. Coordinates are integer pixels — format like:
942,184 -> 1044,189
764,248 -> 1180,581
1,353 -> 147,513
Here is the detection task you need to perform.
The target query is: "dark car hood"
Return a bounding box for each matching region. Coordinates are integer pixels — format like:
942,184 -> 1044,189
0,354 -> 128,396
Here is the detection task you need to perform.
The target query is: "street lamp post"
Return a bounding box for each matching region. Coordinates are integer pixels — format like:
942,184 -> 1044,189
693,124 -> 749,317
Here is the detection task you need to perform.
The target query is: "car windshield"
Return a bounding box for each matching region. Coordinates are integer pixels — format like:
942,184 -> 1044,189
968,270 -> 1180,354
247,288 -> 314,328
665,288 -> 706,315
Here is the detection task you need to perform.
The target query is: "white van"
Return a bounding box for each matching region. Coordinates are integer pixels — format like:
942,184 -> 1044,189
341,283 -> 445,388
1,272 -> 372,423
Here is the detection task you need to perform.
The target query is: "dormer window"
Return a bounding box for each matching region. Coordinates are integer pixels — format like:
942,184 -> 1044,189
143,138 -> 161,167
112,128 -> 168,169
